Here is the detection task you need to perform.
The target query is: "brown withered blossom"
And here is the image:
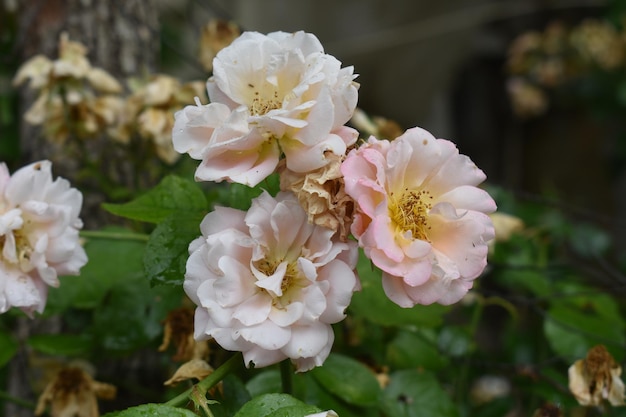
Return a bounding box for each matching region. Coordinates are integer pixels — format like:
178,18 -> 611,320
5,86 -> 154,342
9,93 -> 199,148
349,107 -> 403,140
571,19 -> 625,70
159,307 -> 214,387
278,153 -> 355,242
13,33 -> 123,145
159,307 -> 208,362
506,77 -> 549,118
118,74 -> 206,164
198,19 -> 241,72
531,403 -> 563,417
35,366 -> 116,417
568,344 -> 626,406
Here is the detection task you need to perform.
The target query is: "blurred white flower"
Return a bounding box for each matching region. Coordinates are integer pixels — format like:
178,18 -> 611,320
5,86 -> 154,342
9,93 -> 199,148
0,161 -> 87,316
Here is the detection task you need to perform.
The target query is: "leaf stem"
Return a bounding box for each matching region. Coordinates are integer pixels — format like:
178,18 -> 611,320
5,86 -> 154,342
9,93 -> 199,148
164,352 -> 243,408
79,230 -> 150,242
456,298 -> 485,411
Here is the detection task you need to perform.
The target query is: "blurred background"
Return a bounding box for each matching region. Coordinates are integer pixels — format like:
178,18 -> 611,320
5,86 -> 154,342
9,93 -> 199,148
2,0 -> 624,243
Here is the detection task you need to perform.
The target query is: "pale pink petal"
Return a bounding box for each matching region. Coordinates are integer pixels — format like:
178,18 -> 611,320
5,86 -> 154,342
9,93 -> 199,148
243,346 -> 287,369
233,292 -> 272,325
319,260 -> 358,323
282,132 -> 347,173
172,102 -> 232,158
290,325 -> 334,372
437,186 -> 497,213
381,273 -> 416,308
236,321 -> 291,350
428,207 -> 493,279
282,322 -> 330,359
269,301 -> 305,326
425,142 -> 488,194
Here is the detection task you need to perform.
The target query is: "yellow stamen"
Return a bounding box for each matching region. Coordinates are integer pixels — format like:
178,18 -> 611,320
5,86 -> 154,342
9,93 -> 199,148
248,85 -> 281,115
389,188 -> 433,241
253,257 -> 306,308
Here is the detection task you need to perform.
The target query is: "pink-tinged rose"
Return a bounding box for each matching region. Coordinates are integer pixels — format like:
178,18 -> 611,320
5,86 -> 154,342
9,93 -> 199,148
184,191 -> 360,371
172,31 -> 359,186
341,127 -> 496,307
0,161 -> 87,316
173,103 -> 279,186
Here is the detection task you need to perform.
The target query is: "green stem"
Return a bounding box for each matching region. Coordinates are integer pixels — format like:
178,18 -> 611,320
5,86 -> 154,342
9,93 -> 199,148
164,353 -> 243,408
79,230 -> 150,242
0,390 -> 36,410
280,359 -> 293,395
456,299 -> 485,412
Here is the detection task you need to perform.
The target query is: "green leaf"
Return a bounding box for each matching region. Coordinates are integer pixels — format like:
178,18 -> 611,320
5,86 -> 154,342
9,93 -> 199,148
381,369 -> 459,417
293,372 -> 378,417
210,374 -> 252,417
103,175 -> 208,223
91,274 -> 184,354
234,393 -> 319,417
46,227 -> 146,312
101,403 -> 198,417
27,334 -> 92,357
544,286 -> 625,361
143,212 -> 205,286
246,370 -> 282,398
387,329 -> 449,371
568,223 -> 611,257
217,174 -> 280,211
349,250 -> 449,327
0,330 -> 18,367
310,353 -> 381,406
437,325 -> 475,358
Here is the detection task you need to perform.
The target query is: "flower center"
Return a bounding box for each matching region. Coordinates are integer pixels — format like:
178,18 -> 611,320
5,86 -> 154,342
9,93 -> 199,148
248,83 -> 282,115
389,188 -> 433,241
0,229 -> 34,271
253,257 -> 305,307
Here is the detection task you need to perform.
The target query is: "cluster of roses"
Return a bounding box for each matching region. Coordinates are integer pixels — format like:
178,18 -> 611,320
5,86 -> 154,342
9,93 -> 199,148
172,31 -> 496,372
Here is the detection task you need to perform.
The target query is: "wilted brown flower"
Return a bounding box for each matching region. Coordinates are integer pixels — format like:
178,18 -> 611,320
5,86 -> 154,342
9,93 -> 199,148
125,74 -> 206,163
198,19 -> 241,72
163,359 -> 214,387
159,307 -> 208,362
160,306 -> 215,387
13,32 -> 123,145
490,212 -> 524,242
35,366 -> 116,417
349,107 -> 403,140
506,78 -> 548,118
568,345 -> 626,406
531,403 -> 563,417
278,153 -> 355,241
571,19 -> 625,70
507,31 -> 543,74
